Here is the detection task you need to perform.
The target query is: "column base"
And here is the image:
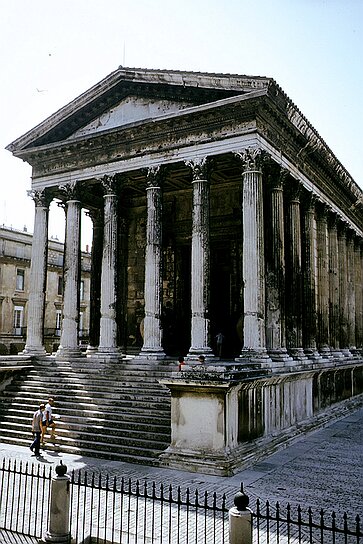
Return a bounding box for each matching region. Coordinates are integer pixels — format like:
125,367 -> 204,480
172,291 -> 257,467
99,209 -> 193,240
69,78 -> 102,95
288,347 -> 309,362
39,531 -> 71,543
235,349 -> 272,368
22,345 -> 47,356
55,347 -> 83,360
186,347 -> 214,361
304,348 -> 323,361
268,349 -> 294,364
136,349 -> 166,360
94,347 -> 123,362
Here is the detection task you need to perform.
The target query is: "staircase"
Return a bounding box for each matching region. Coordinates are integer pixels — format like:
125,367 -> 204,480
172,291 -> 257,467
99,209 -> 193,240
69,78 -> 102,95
0,358 -> 175,465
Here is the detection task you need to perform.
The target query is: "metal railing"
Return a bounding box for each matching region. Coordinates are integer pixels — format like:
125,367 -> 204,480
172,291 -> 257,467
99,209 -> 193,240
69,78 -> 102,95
0,460 -> 362,544
0,459 -> 51,539
253,499 -> 362,544
69,470 -> 228,544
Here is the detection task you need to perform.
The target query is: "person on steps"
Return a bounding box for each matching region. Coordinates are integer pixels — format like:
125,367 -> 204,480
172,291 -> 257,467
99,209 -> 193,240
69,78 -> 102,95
42,397 -> 56,444
30,404 -> 44,456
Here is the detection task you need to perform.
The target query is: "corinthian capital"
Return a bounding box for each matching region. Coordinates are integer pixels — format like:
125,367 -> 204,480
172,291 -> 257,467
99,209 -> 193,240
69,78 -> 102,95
99,174 -> 118,195
27,188 -> 53,207
234,147 -> 264,171
186,157 -> 209,181
58,180 -> 81,201
145,165 -> 164,189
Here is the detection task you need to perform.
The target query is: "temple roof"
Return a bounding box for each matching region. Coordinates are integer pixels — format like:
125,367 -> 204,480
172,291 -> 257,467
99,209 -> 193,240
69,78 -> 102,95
6,67 -> 273,151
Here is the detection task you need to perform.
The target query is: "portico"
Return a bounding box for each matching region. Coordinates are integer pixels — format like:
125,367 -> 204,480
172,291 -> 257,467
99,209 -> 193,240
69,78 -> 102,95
6,67 -> 363,366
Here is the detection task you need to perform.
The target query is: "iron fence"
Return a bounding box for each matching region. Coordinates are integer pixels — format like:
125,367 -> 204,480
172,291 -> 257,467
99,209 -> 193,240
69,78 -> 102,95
253,499 -> 362,544
0,459 -> 362,544
69,470 -> 228,544
0,459 -> 51,538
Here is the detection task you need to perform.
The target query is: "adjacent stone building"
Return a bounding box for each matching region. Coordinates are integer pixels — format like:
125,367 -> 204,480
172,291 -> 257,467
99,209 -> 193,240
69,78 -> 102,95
0,225 -> 91,354
6,67 -> 362,363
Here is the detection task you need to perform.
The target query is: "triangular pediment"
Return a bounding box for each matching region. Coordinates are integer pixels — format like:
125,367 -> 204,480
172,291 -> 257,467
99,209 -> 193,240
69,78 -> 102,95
7,67 -> 273,152
67,95 -> 192,140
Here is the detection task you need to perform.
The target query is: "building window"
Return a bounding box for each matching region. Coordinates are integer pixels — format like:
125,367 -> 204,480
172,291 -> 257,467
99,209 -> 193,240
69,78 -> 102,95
55,310 -> 62,336
57,276 -> 63,296
13,305 -> 24,335
16,269 -> 25,291
80,280 -> 85,301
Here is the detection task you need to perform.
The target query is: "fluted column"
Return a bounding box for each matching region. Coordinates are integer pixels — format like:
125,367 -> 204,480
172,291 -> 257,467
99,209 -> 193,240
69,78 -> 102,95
140,167 -> 165,359
337,222 -> 351,356
301,193 -> 321,360
285,181 -> 307,361
86,208 -> 103,354
235,148 -> 270,364
356,240 -> 363,353
23,189 -> 52,355
56,183 -> 82,359
328,213 -> 343,357
187,158 -> 213,358
346,230 -> 356,353
265,170 -> 292,364
315,202 -> 331,357
96,175 -> 120,358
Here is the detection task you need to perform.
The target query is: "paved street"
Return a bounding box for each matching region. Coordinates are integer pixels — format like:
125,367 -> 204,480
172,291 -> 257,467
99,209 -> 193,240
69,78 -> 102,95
1,403 -> 362,522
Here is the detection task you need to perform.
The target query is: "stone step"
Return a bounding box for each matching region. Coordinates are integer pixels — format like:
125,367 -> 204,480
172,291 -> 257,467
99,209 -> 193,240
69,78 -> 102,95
0,434 -> 162,465
0,422 -> 170,448
0,405 -> 170,425
0,392 -> 170,412
4,385 -> 169,404
0,413 -> 170,435
0,362 -> 172,464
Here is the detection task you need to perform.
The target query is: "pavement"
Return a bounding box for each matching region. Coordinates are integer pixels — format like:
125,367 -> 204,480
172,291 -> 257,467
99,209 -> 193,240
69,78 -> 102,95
0,405 -> 362,520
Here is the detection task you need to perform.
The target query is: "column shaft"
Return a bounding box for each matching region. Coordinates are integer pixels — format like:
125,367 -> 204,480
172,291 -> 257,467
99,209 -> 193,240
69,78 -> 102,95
355,241 -> 363,352
188,159 -> 213,357
338,224 -> 351,356
86,209 -> 103,353
265,172 -> 291,363
328,214 -> 343,357
315,204 -> 331,357
301,194 -> 321,360
286,184 -> 307,361
24,191 -> 51,354
346,232 -> 356,351
140,168 -> 165,358
98,188 -> 120,356
57,198 -> 82,358
236,149 -> 270,363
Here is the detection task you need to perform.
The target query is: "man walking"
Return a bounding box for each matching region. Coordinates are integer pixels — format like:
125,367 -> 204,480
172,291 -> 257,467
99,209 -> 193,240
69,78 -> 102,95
30,404 -> 44,456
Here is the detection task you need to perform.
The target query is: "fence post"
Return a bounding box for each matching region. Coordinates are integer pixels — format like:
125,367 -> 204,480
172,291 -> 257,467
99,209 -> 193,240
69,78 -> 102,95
229,486 -> 253,544
39,461 -> 71,544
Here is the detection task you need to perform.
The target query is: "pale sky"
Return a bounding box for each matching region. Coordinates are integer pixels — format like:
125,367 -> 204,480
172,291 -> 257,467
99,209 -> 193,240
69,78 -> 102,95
1,0 -> 362,249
